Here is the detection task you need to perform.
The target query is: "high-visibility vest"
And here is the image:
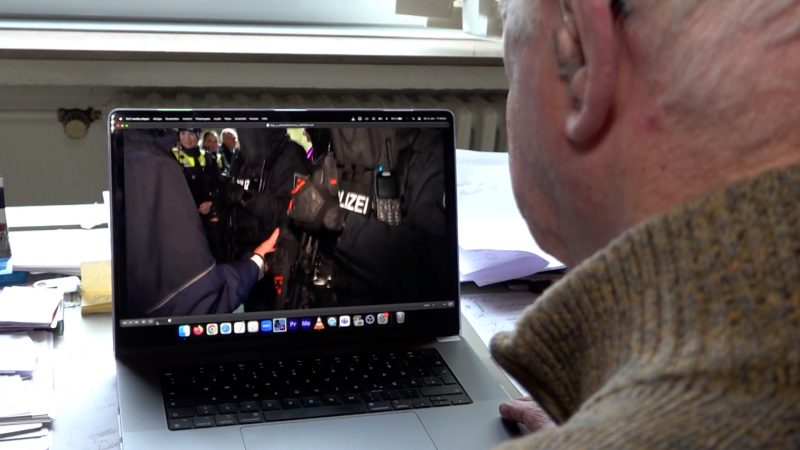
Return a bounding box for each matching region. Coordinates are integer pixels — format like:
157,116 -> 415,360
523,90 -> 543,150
211,151 -> 224,169
171,148 -> 207,168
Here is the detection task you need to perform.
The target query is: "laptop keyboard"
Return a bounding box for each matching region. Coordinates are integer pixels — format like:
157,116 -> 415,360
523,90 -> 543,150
161,348 -> 472,430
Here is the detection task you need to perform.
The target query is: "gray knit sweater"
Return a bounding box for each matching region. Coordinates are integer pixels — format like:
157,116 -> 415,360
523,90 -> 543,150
490,165 -> 800,449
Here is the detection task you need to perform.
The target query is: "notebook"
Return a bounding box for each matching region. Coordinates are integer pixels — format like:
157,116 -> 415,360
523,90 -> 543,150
109,109 -> 515,450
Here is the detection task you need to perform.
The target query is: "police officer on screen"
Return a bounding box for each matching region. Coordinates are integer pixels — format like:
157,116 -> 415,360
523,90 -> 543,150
200,130 -> 229,260
172,127 -> 225,259
172,128 -> 217,215
222,127 -> 310,311
202,130 -> 228,174
273,127 -> 450,310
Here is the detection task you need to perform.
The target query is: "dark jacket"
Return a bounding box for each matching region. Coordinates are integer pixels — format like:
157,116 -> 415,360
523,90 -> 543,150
123,129 -> 260,317
227,128 -> 310,257
330,128 -> 451,304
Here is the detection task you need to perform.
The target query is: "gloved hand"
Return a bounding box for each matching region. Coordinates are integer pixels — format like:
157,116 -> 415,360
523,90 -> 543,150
288,154 -> 344,232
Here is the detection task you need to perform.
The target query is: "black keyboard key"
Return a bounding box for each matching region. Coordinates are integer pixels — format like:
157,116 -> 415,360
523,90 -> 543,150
168,418 -> 193,430
303,396 -> 322,407
239,401 -> 259,412
420,385 -> 463,397
440,372 -> 458,385
237,412 -> 263,424
366,401 -> 392,412
363,391 -> 383,402
400,389 -> 419,399
193,417 -> 215,428
195,405 -> 216,416
422,376 -> 442,386
391,400 -> 413,410
215,414 -> 237,426
412,398 -> 432,408
403,378 -> 422,388
260,399 -> 281,411
217,403 -> 237,414
381,390 -> 402,401
167,407 -> 194,419
447,395 -> 472,405
322,395 -> 341,405
282,398 -> 302,409
342,394 -> 361,404
431,399 -> 451,407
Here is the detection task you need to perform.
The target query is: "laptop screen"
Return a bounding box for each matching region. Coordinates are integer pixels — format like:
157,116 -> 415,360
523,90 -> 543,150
109,109 -> 460,352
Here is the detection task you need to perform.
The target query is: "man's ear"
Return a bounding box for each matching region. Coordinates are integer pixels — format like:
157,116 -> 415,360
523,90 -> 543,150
558,0 -> 618,144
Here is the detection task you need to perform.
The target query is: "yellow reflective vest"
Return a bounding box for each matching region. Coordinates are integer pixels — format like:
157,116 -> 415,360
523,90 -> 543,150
171,147 -> 207,168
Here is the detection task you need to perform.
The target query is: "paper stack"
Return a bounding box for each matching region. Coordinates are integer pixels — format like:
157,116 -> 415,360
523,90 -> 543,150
0,287 -> 62,332
0,331 -> 54,449
456,149 -> 564,286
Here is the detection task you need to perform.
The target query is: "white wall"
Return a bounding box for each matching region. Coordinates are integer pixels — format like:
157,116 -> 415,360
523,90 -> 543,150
0,86 -> 119,206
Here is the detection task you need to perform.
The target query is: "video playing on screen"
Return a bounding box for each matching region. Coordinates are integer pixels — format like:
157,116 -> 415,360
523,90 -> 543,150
122,125 -> 450,318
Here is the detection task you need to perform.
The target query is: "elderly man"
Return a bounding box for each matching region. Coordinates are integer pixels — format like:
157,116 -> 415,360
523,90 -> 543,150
491,0 -> 800,448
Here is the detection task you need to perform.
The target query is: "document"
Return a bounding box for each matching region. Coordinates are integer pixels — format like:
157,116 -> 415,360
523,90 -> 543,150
0,287 -> 62,330
6,228 -> 110,276
0,331 -> 54,425
0,334 -> 37,377
461,290 -> 536,395
461,291 -> 537,348
456,149 -> 564,286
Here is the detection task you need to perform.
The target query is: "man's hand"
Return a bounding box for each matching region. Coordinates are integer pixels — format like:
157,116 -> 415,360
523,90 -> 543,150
198,201 -> 212,215
499,396 -> 556,433
254,228 -> 281,260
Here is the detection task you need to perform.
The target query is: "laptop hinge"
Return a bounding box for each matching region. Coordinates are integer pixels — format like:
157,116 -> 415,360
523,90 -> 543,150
436,335 -> 461,343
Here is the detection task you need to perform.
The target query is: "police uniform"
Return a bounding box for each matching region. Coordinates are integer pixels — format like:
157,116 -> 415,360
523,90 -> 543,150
171,145 -> 216,207
279,127 -> 451,310
224,128 -> 310,311
206,148 -> 229,174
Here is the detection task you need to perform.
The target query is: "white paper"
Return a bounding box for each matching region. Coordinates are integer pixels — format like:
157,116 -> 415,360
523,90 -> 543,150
0,332 -> 53,422
0,334 -> 37,376
0,423 -> 42,438
0,288 -> 62,328
6,228 -> 110,275
5,194 -> 109,230
456,149 -> 564,286
461,292 -> 537,347
0,431 -> 50,450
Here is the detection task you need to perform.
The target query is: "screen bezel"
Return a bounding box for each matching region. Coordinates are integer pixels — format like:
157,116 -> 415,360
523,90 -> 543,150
109,108 -> 461,356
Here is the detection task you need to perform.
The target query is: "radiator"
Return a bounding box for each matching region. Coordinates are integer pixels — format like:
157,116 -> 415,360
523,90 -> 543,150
121,89 -> 508,152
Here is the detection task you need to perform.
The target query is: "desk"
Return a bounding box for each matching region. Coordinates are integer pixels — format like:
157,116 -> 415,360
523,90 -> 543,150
51,300 -> 527,450
52,307 -> 118,450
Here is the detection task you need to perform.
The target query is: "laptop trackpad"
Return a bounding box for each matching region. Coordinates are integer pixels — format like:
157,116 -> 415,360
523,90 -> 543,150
241,412 -> 436,450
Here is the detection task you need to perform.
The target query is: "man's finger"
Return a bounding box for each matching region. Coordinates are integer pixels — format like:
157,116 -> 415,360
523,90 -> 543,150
254,227 -> 281,258
499,397 -> 556,432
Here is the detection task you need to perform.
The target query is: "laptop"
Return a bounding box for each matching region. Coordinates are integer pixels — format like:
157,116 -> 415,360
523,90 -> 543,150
109,108 -> 515,450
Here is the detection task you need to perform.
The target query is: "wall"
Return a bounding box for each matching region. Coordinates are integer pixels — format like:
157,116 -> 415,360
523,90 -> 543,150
0,86 -> 119,206
0,30 -> 507,205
